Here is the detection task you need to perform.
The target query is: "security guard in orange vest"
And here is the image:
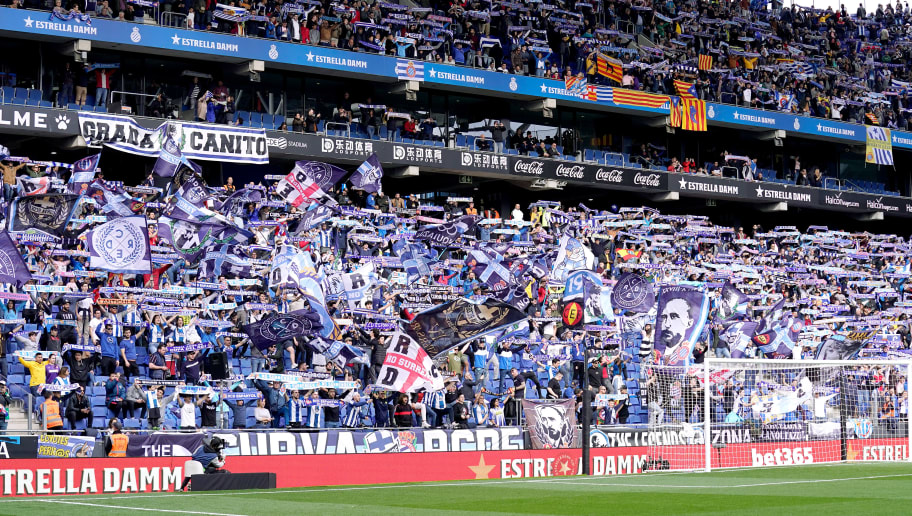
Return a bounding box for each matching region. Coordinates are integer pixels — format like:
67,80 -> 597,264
105,419 -> 128,457
39,392 -> 63,430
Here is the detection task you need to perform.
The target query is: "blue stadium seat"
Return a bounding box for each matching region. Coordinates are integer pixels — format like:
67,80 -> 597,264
455,134 -> 466,147
248,112 -> 263,128
67,103 -> 80,110
234,110 -> 249,125
124,418 -> 141,429
13,88 -> 27,102
92,416 -> 107,428
273,114 -> 285,129
316,119 -> 325,133
0,86 -> 13,102
27,89 -> 41,101
10,97 -> 25,105
94,105 -> 106,112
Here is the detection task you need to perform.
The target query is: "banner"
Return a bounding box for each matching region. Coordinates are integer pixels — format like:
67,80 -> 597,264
86,215 -> 152,274
77,113 -> 269,164
523,399 -> 579,449
36,434 -> 96,458
865,126 -> 893,166
350,153 -> 383,194
760,422 -> 808,442
291,160 -> 347,191
655,286 -> 709,366
815,332 -> 871,360
716,280 -> 748,322
0,231 -> 32,286
126,432 -> 204,458
413,215 -> 477,247
610,273 -> 655,313
405,297 -> 529,357
0,435 -> 39,459
375,330 -> 444,393
9,193 -> 79,236
243,309 -> 324,351
276,166 -> 336,208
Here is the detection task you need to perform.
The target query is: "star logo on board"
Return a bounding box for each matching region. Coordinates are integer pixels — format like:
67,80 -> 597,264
732,110 -> 739,120
540,83 -> 548,93
816,123 -> 823,131
468,454 -> 495,479
306,51 -> 314,62
755,185 -> 764,197
24,16 -> 34,27
171,34 -> 181,45
428,68 -> 437,78
678,178 -> 687,189
846,445 -> 859,461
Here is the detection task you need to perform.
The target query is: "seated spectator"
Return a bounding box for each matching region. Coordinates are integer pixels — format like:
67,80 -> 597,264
476,134 -> 492,152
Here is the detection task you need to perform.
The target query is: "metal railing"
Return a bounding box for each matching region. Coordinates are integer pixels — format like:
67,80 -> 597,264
324,121 -> 351,138
160,11 -> 188,29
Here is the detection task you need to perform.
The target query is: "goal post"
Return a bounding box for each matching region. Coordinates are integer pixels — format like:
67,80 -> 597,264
640,358 -> 912,472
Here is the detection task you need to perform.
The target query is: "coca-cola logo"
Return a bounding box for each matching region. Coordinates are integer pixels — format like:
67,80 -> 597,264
513,160 -> 544,175
634,173 -> 661,187
595,168 -> 623,183
555,164 -> 584,179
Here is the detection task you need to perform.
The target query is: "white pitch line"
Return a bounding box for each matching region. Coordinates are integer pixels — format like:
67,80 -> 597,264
534,472 -> 912,489
41,499 -> 248,516
5,478 -> 541,503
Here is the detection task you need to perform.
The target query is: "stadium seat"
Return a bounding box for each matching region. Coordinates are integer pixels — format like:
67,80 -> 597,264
455,134 -> 467,148
248,112 -> 263,128
234,110 -> 249,125
0,86 -> 13,102
27,89 -> 41,101
273,114 -> 286,129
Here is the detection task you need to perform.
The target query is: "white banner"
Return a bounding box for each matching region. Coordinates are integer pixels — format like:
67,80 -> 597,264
77,113 -> 269,164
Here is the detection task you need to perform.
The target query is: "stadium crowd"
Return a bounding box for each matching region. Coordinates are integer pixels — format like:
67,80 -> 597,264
0,135 -> 908,435
11,0 -> 912,128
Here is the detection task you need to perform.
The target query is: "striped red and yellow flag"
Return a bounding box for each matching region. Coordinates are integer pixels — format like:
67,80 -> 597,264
612,89 -> 669,109
698,54 -> 712,71
595,53 -> 623,84
681,98 -> 707,132
673,80 -> 698,99
669,96 -> 682,128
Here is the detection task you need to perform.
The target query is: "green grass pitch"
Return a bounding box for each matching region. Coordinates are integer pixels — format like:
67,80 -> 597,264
1,463 -> 911,515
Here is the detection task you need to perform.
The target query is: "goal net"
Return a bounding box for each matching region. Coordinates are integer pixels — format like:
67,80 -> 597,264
641,359 -> 912,471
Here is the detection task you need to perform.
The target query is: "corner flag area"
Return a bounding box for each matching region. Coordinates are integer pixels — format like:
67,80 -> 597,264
2,463 -> 911,515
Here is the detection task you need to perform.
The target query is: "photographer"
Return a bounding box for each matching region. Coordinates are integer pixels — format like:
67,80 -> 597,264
181,436 -> 228,491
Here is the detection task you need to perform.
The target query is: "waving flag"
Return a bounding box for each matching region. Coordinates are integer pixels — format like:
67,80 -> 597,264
152,136 -> 200,178
243,309 -> 323,351
674,80 -> 698,99
698,54 -> 713,71
276,165 -> 337,208
865,126 -> 894,166
16,176 -> 51,197
721,321 -> 759,359
67,153 -> 101,194
775,92 -> 795,111
0,231 -> 32,286
655,286 -> 710,366
716,281 -> 749,322
584,84 -> 613,102
393,238 -> 434,284
310,337 -> 367,368
341,262 -> 377,309
613,89 -> 669,109
551,235 -> 595,282
405,297 -> 529,357
86,215 -> 152,274
413,215 -> 477,247
588,52 -> 622,83
197,244 -> 252,278
350,153 -> 384,194
85,179 -> 142,217
611,273 -> 655,313
375,330 -> 444,392
292,161 -> 348,191
9,193 -> 80,237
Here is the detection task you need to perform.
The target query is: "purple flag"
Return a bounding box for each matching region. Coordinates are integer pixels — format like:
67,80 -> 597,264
152,136 -> 183,178
293,161 -> 348,191
610,273 -> 655,313
67,153 -> 101,194
413,215 -> 477,247
721,320 -> 758,359
655,286 -> 709,366
350,153 -> 383,194
0,231 -> 32,286
243,309 -> 324,351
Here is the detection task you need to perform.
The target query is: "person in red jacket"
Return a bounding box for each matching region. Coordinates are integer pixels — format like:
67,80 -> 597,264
94,67 -> 116,108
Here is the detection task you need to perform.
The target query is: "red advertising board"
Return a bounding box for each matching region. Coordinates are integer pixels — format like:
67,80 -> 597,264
0,438 -> 904,497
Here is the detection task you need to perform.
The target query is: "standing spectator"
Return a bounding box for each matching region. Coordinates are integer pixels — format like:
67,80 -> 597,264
59,62 -> 75,106
75,64 -> 89,107
105,372 -> 127,419
0,381 -> 11,431
94,66 -> 116,108
487,120 -> 506,154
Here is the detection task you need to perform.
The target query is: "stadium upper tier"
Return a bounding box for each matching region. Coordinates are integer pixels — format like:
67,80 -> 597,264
3,6 -> 912,151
